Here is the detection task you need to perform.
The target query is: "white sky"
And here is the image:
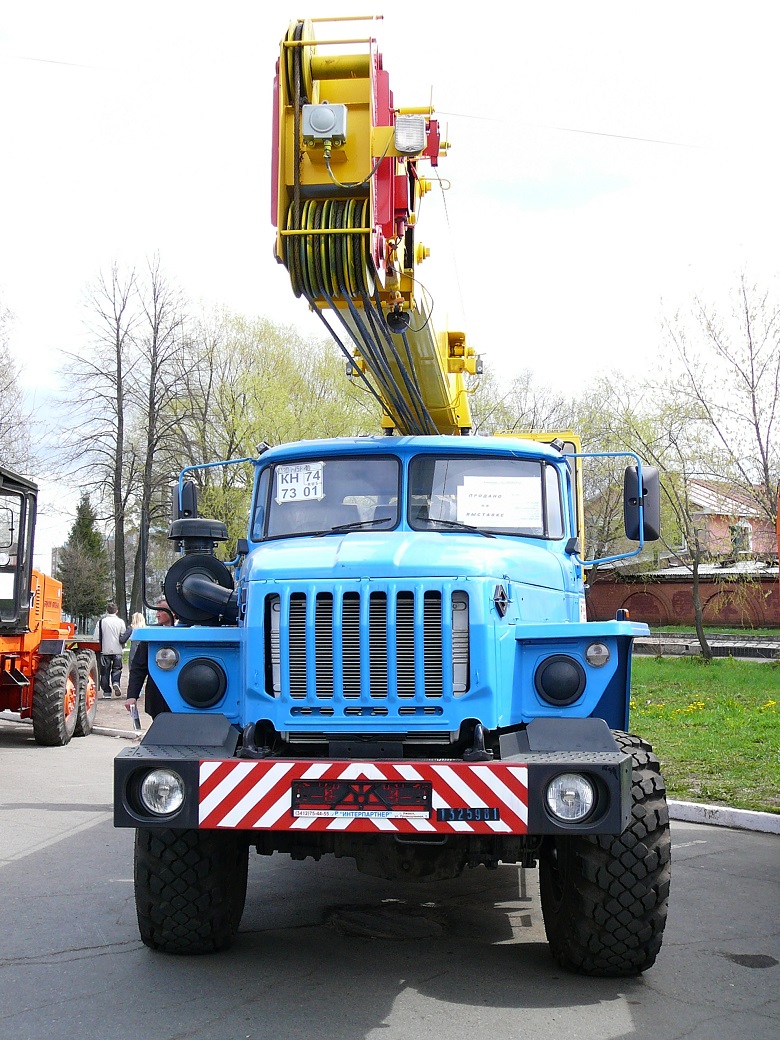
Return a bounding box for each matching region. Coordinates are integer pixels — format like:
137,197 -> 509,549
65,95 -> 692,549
3,1 -> 780,569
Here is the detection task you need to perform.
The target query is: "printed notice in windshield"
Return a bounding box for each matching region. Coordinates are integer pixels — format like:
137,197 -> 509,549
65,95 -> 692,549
275,462 -> 324,504
457,475 -> 542,528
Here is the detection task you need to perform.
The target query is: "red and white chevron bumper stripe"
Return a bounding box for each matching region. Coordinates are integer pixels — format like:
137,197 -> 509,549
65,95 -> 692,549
198,759 -> 529,835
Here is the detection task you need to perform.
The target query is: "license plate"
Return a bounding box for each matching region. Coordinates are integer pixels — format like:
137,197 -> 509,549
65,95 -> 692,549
292,780 -> 432,819
436,807 -> 501,822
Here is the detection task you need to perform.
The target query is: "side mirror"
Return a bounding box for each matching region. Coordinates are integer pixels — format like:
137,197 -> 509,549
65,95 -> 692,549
172,480 -> 199,521
624,465 -> 661,542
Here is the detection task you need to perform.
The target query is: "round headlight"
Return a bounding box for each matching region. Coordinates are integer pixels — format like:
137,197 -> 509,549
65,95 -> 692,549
178,657 -> 227,709
585,642 -> 610,667
534,655 -> 585,705
140,769 -> 185,815
155,647 -> 180,671
546,773 -> 595,822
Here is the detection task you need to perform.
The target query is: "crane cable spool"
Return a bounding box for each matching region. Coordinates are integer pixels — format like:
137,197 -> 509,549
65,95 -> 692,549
283,198 -> 437,435
283,19 -> 314,107
281,18 -> 437,435
284,199 -> 374,301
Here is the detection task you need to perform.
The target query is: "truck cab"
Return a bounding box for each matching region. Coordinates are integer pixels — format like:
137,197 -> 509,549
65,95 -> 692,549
145,436 -> 643,742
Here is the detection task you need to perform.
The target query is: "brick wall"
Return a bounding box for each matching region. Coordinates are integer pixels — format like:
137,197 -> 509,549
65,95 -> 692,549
587,573 -> 780,628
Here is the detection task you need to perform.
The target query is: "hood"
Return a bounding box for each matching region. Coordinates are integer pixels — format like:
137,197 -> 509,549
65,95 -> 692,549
242,531 -> 567,591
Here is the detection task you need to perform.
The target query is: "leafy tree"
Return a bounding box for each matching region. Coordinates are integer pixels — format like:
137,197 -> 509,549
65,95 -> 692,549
56,493 -> 110,630
570,385 -> 636,564
168,309 -> 377,552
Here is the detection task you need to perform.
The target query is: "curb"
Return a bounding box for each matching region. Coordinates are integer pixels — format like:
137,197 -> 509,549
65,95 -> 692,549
93,725 -> 142,741
669,799 -> 780,835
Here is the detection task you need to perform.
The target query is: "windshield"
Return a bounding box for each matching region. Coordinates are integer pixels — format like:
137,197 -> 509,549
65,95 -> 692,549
408,455 -> 564,538
0,490 -> 23,620
254,456 -> 400,539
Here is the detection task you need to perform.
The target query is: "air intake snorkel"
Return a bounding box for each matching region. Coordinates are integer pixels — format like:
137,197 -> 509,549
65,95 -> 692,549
163,480 -> 238,624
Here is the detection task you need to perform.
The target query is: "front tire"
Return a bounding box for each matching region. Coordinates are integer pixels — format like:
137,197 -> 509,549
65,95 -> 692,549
539,731 -> 671,976
31,652 -> 80,746
74,650 -> 99,737
134,828 -> 249,954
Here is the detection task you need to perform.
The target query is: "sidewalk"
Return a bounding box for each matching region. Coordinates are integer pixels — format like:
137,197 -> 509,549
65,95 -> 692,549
634,632 -> 780,659
93,693 -> 151,737
92,671 -> 151,737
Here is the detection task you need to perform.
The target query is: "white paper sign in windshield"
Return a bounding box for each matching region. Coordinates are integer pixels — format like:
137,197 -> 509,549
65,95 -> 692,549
457,475 -> 542,529
275,462 -> 324,504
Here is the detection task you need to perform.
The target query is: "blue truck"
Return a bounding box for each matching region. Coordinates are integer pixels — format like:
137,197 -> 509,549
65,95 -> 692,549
113,18 -> 671,975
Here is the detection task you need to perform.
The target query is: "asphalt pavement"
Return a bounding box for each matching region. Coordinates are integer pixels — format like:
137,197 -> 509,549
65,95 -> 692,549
1,720 -> 778,1040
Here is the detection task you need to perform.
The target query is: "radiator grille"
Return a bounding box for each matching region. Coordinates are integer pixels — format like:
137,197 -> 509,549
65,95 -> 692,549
267,588 -> 469,709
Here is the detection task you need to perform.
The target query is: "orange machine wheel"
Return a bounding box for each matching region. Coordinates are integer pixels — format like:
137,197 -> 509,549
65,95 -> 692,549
31,652 -> 80,746
74,649 -> 100,737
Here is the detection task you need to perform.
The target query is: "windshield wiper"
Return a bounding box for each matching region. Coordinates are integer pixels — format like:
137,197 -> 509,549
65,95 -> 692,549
314,517 -> 394,536
420,518 -> 496,538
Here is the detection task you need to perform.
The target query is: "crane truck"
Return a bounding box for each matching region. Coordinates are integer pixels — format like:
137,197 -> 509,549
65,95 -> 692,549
113,17 -> 670,976
0,465 -> 100,744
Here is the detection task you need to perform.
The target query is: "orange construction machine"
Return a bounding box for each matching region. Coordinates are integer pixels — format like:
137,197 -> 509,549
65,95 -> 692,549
0,465 -> 100,745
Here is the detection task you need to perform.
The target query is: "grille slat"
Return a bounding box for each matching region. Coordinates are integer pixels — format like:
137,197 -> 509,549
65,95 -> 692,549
268,588 -> 469,710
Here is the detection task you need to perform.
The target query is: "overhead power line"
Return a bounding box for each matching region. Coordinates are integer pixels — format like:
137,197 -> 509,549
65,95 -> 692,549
438,109 -> 703,149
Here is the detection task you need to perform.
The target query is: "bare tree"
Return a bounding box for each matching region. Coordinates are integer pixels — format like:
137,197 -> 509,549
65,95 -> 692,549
62,263 -> 139,616
128,255 -> 187,613
665,274 -> 780,526
0,303 -> 34,471
469,367 -> 573,436
603,377 -> 715,659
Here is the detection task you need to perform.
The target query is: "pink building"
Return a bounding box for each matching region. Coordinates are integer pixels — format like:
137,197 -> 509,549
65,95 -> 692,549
689,479 -> 776,557
586,479 -> 779,628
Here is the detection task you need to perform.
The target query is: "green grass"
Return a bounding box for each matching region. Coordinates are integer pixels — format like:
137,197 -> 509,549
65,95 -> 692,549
629,656 -> 780,814
652,625 -> 778,637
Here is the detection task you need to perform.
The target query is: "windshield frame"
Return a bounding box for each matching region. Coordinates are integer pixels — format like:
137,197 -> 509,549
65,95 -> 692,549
407,453 -> 565,540
252,454 -> 402,541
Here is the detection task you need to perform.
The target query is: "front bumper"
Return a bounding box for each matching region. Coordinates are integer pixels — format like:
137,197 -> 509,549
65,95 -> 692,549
114,714 -> 632,837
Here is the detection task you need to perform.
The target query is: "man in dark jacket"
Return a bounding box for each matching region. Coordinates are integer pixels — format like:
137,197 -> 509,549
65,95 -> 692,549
125,601 -> 175,719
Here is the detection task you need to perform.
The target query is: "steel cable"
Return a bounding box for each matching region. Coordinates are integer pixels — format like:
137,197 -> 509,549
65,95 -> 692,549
284,191 -> 438,433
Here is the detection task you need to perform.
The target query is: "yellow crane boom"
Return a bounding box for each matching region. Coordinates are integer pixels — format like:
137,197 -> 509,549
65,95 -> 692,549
271,17 -> 478,435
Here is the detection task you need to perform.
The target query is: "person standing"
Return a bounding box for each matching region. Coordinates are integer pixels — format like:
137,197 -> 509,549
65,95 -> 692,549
128,611 -> 146,666
93,602 -> 131,698
125,600 -> 175,719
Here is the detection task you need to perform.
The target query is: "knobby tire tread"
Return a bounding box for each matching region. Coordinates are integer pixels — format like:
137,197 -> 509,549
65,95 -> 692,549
31,651 -> 79,746
74,649 -> 99,737
134,828 -> 249,954
539,730 -> 671,976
